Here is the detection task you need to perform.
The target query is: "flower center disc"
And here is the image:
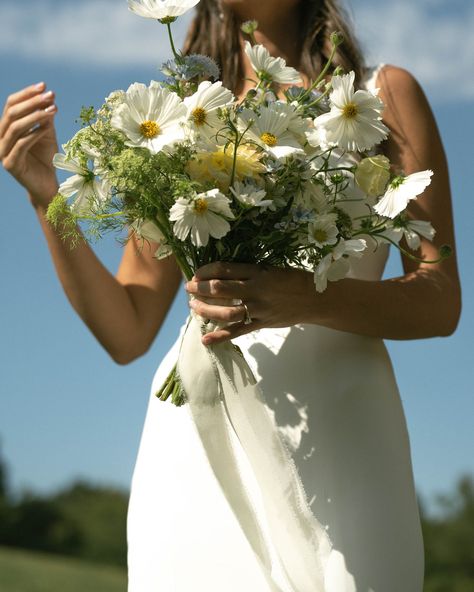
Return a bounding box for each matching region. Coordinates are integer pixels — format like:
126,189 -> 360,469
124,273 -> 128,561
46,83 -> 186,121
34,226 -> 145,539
342,103 -> 358,119
313,229 -> 328,243
140,120 -> 160,139
194,198 -> 208,214
191,107 -> 207,126
260,132 -> 277,147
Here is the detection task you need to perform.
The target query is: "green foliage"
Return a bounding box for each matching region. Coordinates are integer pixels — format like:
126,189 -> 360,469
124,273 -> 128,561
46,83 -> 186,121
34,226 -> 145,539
0,546 -> 126,592
45,194 -> 83,248
421,476 -> 474,591
0,459 -> 128,567
54,481 -> 128,566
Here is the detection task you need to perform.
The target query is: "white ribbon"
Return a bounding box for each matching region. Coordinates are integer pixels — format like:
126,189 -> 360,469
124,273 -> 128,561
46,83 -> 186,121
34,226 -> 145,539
177,314 -> 332,591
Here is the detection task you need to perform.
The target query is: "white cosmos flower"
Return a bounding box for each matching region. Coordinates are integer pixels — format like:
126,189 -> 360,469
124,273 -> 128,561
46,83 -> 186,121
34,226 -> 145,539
403,219 -> 436,249
382,219 -> 436,250
310,71 -> 389,152
238,105 -> 304,159
374,170 -> 433,219
128,0 -> 200,21
308,213 -> 339,248
244,41 -> 302,84
230,180 -> 273,209
53,153 -> 109,214
111,81 -> 186,154
183,81 -> 234,140
169,188 -> 235,247
314,238 -> 366,292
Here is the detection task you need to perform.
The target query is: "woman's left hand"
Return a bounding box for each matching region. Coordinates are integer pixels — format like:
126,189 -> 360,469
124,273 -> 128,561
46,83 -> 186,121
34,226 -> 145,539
185,261 -> 317,345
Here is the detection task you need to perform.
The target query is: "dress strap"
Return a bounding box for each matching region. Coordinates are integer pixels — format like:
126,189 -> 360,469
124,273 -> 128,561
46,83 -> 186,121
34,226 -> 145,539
364,63 -> 386,92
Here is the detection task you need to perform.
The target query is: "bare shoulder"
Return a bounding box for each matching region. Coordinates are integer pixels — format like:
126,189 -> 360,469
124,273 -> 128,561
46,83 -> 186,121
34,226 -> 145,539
374,64 -> 442,172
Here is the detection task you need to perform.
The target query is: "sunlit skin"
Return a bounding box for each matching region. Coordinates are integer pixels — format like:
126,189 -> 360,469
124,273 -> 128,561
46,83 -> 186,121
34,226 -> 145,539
0,0 -> 461,360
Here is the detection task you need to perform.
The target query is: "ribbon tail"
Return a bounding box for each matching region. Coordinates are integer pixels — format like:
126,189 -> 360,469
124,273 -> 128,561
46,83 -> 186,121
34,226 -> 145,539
177,316 -> 284,592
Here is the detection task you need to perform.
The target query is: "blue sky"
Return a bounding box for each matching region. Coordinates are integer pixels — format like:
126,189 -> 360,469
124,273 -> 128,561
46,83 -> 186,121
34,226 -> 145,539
0,0 -> 472,511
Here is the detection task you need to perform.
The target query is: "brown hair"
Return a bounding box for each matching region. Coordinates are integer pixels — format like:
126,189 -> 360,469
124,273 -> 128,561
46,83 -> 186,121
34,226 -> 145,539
182,0 -> 366,93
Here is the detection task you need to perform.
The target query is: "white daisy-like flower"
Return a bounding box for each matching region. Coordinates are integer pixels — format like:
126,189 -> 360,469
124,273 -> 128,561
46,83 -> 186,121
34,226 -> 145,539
169,188 -> 235,247
133,218 -> 173,259
271,101 -> 310,136
373,170 -> 433,219
183,81 -> 234,140
382,219 -> 436,250
314,238 -> 366,292
238,105 -> 304,159
110,81 -> 186,154
53,153 -> 109,214
230,180 -> 273,209
308,213 -> 339,248
403,219 -> 436,249
128,0 -> 200,21
310,71 -> 389,152
244,41 -> 302,84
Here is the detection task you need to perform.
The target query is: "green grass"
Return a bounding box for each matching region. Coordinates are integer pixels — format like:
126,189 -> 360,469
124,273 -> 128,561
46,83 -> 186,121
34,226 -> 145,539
0,546 -> 127,592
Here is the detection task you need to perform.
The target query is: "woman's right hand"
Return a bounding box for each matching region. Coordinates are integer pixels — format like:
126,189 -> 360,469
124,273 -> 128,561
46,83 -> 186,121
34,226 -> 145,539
0,82 -> 59,209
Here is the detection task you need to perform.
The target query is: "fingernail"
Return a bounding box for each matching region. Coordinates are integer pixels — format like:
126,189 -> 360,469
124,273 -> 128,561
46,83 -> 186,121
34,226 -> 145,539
35,82 -> 45,90
44,104 -> 57,113
41,90 -> 54,100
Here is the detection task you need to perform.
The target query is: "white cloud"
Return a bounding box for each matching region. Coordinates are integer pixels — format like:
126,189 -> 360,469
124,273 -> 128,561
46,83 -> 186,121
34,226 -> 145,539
0,0 -> 194,68
350,0 -> 474,101
0,0 -> 472,102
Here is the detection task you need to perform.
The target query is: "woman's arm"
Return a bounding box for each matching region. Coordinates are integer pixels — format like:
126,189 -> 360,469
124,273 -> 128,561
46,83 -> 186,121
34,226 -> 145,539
36,207 -> 182,364
185,66 -> 461,345
1,83 -> 182,364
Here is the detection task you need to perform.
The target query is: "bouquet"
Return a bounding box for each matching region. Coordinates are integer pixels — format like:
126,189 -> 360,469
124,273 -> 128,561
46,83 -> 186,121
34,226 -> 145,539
47,0 -> 449,409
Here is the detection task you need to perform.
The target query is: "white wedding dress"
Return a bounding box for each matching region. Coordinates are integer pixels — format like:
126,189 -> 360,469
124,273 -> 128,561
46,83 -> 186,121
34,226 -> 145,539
126,66 -> 425,592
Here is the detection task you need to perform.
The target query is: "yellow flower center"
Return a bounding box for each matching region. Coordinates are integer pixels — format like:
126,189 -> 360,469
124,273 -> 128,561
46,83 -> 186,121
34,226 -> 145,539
313,229 -> 328,243
140,120 -> 160,138
260,132 -> 278,147
342,102 -> 358,119
191,107 -> 207,126
193,198 -> 208,214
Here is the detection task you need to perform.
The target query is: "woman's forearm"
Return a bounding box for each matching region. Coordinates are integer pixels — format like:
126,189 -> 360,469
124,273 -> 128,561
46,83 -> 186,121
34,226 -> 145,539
304,268 -> 461,340
33,201 -> 176,364
185,261 -> 461,345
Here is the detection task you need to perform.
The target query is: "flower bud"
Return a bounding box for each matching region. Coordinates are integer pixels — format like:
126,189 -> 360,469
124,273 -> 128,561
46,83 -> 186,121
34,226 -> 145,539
241,20 -> 258,35
330,31 -> 344,48
355,155 -> 391,197
439,244 -> 453,259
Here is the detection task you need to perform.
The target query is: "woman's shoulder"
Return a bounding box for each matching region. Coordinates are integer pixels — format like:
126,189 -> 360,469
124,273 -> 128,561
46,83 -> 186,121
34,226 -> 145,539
368,64 -> 435,134
368,64 -> 430,111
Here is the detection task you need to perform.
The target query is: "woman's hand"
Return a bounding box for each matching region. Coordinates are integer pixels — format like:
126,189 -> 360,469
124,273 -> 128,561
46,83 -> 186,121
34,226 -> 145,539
185,262 -> 316,345
0,82 -> 59,209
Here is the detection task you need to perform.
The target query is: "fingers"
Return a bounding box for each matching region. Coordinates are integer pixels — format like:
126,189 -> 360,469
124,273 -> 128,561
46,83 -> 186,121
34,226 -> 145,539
2,82 -> 46,116
190,298 -> 251,325
0,89 -> 55,136
193,261 -> 258,281
201,320 -> 262,346
0,104 -> 57,160
186,277 -> 249,299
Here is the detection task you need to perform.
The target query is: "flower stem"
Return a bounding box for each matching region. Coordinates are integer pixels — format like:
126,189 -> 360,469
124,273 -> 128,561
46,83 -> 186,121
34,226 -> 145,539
298,43 -> 338,103
166,22 -> 180,62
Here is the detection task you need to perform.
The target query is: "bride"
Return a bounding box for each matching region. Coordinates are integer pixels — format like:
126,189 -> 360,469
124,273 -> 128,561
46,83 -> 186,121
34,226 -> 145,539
0,0 -> 461,590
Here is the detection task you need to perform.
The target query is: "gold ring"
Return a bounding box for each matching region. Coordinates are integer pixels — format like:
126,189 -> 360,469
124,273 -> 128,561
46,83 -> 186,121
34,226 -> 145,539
242,303 -> 252,325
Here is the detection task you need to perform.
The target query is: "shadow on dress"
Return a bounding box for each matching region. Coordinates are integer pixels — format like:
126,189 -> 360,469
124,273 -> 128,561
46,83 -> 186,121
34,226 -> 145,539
246,324 -> 424,592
